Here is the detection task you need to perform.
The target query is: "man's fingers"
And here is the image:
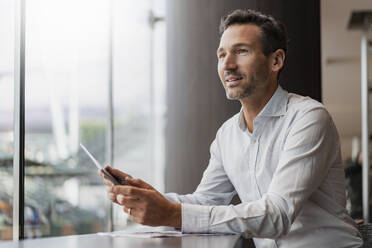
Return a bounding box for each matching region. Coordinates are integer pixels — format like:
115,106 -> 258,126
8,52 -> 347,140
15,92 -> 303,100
125,177 -> 153,190
98,169 -> 115,186
103,178 -> 114,187
124,207 -> 148,226
105,166 -> 132,180
116,194 -> 140,207
107,192 -> 118,203
112,185 -> 148,197
123,207 -> 141,223
99,166 -> 138,186
123,206 -> 135,217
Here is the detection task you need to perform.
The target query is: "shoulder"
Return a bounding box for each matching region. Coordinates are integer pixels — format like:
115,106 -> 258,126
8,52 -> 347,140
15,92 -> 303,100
286,93 -> 332,124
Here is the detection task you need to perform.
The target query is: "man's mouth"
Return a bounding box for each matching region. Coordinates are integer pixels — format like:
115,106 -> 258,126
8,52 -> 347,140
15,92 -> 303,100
225,76 -> 243,87
225,76 -> 243,82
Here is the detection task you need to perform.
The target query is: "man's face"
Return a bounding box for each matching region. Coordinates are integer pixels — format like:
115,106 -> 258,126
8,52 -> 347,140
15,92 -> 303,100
217,24 -> 271,100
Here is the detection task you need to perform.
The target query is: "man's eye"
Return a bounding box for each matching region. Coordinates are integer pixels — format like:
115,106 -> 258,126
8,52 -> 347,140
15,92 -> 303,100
236,49 -> 248,54
218,54 -> 226,59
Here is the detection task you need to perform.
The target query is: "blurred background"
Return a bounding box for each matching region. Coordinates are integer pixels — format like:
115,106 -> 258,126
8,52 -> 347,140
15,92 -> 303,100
1,0 -> 372,241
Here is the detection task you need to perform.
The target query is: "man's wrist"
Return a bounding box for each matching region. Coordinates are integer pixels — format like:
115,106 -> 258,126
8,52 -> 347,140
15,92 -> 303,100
167,202 -> 182,228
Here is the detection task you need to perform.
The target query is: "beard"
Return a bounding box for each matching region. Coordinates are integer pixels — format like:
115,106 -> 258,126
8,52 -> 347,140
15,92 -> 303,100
222,65 -> 270,100
224,76 -> 260,100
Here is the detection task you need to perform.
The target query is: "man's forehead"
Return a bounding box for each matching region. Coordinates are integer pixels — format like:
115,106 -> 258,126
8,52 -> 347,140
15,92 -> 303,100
218,24 -> 261,50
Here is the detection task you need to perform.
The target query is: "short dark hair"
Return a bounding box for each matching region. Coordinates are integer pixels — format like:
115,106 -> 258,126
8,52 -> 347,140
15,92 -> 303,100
219,9 -> 288,57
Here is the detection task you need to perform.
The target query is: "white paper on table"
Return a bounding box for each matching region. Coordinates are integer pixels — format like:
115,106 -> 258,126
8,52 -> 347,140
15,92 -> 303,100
97,230 -> 234,238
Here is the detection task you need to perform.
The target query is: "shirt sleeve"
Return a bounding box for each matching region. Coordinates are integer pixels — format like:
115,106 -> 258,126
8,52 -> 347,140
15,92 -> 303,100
164,130 -> 236,206
180,108 -> 340,238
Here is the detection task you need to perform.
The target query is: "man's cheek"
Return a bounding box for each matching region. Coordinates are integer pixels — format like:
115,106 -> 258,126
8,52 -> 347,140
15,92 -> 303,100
218,74 -> 225,86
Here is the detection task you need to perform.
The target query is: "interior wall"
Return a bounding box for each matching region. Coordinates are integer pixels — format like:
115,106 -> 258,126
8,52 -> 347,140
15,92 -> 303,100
165,0 -> 321,194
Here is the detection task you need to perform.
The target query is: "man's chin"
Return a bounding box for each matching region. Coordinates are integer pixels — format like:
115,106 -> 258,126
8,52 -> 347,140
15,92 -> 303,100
225,86 -> 255,100
225,91 -> 241,100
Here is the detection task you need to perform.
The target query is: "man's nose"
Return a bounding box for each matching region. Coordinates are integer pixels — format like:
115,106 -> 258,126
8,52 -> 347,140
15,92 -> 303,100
222,54 -> 237,70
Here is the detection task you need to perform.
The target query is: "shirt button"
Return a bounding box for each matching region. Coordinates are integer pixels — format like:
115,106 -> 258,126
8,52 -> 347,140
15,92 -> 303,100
251,138 -> 256,143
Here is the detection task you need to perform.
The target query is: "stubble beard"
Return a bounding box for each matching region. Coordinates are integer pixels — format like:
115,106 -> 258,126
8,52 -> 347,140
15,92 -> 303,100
225,77 -> 259,100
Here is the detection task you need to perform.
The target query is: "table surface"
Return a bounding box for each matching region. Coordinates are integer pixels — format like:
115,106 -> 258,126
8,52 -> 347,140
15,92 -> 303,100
0,233 -> 255,248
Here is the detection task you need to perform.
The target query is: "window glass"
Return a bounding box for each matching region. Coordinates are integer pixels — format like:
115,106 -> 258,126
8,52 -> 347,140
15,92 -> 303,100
24,0 -> 110,238
152,0 -> 167,193
111,0 -> 166,229
0,0 -> 14,241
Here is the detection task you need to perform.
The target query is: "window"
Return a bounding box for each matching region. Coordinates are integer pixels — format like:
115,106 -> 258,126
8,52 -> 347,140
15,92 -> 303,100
24,0 -> 111,237
111,0 -> 166,229
0,0 -> 14,241
6,0 -> 166,239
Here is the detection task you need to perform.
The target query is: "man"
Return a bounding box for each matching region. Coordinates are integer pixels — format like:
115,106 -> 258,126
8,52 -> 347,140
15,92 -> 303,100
100,9 -> 363,247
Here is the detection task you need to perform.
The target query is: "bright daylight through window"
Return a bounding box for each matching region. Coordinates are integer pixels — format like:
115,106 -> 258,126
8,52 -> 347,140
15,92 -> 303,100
0,0 -> 165,240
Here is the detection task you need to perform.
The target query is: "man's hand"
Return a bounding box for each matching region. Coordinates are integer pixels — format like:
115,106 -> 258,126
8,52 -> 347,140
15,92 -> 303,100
98,166 -> 132,204
99,166 -> 181,228
113,178 -> 181,228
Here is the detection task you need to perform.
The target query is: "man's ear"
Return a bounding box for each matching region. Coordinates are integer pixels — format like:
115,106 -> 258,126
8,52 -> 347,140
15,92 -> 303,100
271,49 -> 285,72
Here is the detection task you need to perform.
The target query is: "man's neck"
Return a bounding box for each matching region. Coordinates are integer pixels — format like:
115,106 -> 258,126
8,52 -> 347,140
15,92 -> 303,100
240,84 -> 278,133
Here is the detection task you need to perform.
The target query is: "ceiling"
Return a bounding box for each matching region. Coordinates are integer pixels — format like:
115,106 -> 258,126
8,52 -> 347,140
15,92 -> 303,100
321,0 -> 372,158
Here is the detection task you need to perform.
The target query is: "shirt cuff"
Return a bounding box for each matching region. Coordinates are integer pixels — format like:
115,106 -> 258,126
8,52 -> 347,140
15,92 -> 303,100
181,203 -> 213,233
163,192 -> 180,203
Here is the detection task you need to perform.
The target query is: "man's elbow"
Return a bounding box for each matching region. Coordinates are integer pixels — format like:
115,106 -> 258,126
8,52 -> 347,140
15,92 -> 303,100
266,208 -> 292,239
240,208 -> 292,239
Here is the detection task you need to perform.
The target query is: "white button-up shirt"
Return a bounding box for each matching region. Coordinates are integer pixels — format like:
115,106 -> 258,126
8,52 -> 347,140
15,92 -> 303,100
165,86 -> 363,248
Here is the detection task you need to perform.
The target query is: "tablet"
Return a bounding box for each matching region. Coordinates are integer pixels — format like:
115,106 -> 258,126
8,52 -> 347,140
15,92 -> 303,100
80,143 -> 122,185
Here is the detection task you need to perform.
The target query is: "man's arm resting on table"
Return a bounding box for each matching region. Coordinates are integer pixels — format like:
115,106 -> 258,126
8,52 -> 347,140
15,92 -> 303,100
103,106 -> 337,237
178,108 -> 340,238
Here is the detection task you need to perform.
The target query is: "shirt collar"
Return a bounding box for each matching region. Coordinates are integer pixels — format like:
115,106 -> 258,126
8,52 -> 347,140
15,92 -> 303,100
257,85 -> 288,117
237,85 -> 288,130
